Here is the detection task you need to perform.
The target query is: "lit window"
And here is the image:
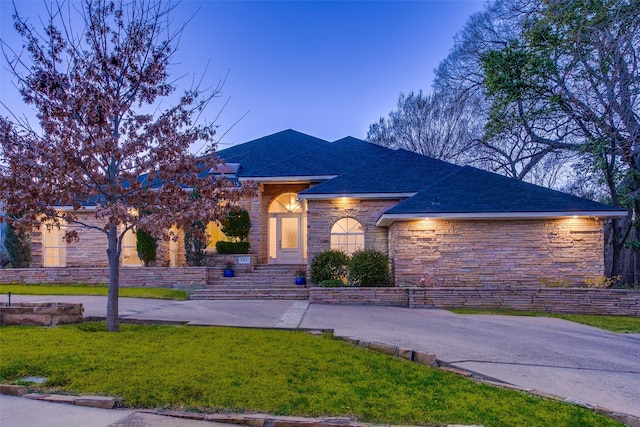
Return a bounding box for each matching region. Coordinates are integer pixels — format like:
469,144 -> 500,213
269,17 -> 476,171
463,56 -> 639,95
206,221 -> 230,251
330,218 -> 364,255
121,228 -> 143,266
269,193 -> 305,213
43,223 -> 66,267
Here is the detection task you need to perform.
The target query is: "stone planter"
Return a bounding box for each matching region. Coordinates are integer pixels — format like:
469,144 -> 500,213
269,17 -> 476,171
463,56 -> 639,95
0,302 -> 84,326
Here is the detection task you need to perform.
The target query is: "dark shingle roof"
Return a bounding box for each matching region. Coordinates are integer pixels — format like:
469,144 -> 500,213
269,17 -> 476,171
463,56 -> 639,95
218,130 -> 625,218
218,130 -> 330,176
300,148 -> 460,195
385,166 -> 622,215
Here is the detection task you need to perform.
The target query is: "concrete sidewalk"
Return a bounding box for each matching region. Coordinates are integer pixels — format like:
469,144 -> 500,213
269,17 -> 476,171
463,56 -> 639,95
2,295 -> 640,422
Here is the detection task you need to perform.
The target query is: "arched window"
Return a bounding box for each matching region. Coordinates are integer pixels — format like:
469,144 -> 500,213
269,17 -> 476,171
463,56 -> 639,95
331,218 -> 364,255
269,192 -> 305,213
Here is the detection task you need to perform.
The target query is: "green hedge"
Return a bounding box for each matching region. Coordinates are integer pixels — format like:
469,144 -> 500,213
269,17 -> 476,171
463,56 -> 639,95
310,250 -> 349,285
348,249 -> 390,287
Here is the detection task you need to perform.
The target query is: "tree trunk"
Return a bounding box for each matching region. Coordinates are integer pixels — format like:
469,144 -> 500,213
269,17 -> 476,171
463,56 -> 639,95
106,223 -> 120,332
605,216 -> 640,285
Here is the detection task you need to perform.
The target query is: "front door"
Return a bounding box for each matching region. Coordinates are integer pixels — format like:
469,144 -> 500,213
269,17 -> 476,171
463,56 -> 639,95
276,213 -> 303,264
267,192 -> 307,264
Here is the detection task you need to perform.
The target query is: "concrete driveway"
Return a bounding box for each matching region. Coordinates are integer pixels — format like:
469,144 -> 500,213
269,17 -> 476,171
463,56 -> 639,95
4,295 -> 639,418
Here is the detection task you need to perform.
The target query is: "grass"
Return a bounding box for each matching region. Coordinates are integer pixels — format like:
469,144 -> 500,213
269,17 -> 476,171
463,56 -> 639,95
449,308 -> 640,333
0,284 -> 188,300
0,323 -> 621,427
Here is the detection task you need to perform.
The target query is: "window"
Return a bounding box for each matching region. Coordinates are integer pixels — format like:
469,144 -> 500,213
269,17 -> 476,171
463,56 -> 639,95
269,193 -> 304,213
330,218 -> 364,255
43,223 -> 67,267
206,221 -> 232,251
121,228 -> 143,266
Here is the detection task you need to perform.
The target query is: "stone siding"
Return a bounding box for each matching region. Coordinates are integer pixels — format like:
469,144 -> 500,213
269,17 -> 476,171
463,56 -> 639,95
306,198 -> 400,265
31,212 -> 181,267
309,287 -> 408,306
0,267 -> 208,288
389,218 -> 604,287
31,213 -> 108,267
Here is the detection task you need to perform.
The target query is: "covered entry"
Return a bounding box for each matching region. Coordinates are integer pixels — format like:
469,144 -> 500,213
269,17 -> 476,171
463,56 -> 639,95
268,192 -> 307,264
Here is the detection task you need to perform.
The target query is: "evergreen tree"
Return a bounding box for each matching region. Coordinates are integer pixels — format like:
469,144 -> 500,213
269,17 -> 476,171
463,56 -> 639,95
4,222 -> 31,268
185,221 -> 207,266
136,228 -> 157,267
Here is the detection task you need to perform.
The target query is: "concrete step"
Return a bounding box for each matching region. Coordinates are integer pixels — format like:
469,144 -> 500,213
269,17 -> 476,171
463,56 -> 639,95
190,286 -> 309,300
206,264 -> 307,288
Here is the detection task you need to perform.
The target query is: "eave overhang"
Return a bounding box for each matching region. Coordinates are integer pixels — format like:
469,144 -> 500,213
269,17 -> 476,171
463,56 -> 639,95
376,210 -> 627,227
238,175 -> 338,184
299,192 -> 418,200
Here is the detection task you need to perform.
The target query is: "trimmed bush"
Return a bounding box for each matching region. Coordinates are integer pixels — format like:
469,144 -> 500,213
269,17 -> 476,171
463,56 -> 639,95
317,279 -> 346,288
310,250 -> 349,285
215,241 -> 250,254
136,229 -> 157,267
221,208 -> 251,242
348,249 -> 390,287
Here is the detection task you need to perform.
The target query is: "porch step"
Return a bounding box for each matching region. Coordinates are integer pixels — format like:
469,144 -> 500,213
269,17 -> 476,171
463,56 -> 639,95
190,286 -> 309,300
206,264 -> 306,288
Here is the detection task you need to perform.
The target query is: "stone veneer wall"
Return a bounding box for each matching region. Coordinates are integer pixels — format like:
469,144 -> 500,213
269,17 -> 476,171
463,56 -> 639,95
408,287 -> 640,316
31,212 -> 108,268
0,267 -> 208,288
306,198 -> 401,266
309,287 -> 408,306
389,218 -> 605,287
308,287 -> 640,316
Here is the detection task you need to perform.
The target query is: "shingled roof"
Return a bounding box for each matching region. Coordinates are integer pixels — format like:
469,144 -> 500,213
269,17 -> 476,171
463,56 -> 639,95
217,130 -> 626,223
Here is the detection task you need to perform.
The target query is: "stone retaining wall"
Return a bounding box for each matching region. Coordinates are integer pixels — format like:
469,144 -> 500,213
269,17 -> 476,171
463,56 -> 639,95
309,286 -> 640,316
309,287 -> 409,306
409,287 -> 640,316
0,267 -> 208,288
0,302 -> 84,326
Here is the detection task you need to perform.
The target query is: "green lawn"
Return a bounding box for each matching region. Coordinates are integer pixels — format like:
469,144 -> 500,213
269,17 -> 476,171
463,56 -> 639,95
0,284 -> 188,300
449,309 -> 640,333
0,323 -> 621,427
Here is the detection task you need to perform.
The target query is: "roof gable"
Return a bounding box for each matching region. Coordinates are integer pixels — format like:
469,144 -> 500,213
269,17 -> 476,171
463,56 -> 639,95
217,129 -> 331,177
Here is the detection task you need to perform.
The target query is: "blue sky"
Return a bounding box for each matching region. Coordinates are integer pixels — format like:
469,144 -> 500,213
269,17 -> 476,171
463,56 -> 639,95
0,1 -> 486,148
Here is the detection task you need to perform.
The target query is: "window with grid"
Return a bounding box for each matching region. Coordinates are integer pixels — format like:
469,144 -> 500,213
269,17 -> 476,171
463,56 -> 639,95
330,218 -> 364,255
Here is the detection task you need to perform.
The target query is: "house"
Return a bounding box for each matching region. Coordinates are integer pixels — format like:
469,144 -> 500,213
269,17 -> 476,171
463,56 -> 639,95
27,129 -> 625,286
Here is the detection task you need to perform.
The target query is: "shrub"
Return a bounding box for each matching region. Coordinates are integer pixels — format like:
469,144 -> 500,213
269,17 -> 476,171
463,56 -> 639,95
184,221 -> 207,266
310,250 -> 349,285
317,279 -> 345,287
348,249 -> 390,287
221,208 -> 251,242
136,229 -> 157,267
215,241 -> 250,254
4,222 -> 31,268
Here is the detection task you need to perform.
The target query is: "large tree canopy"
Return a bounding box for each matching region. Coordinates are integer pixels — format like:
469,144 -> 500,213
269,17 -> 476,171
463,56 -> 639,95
0,0 -> 251,330
481,0 -> 640,280
370,0 -> 640,283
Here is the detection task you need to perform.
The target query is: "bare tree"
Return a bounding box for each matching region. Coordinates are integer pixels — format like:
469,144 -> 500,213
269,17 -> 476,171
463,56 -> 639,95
367,90 -> 481,164
432,0 -> 575,187
0,0 -> 251,331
